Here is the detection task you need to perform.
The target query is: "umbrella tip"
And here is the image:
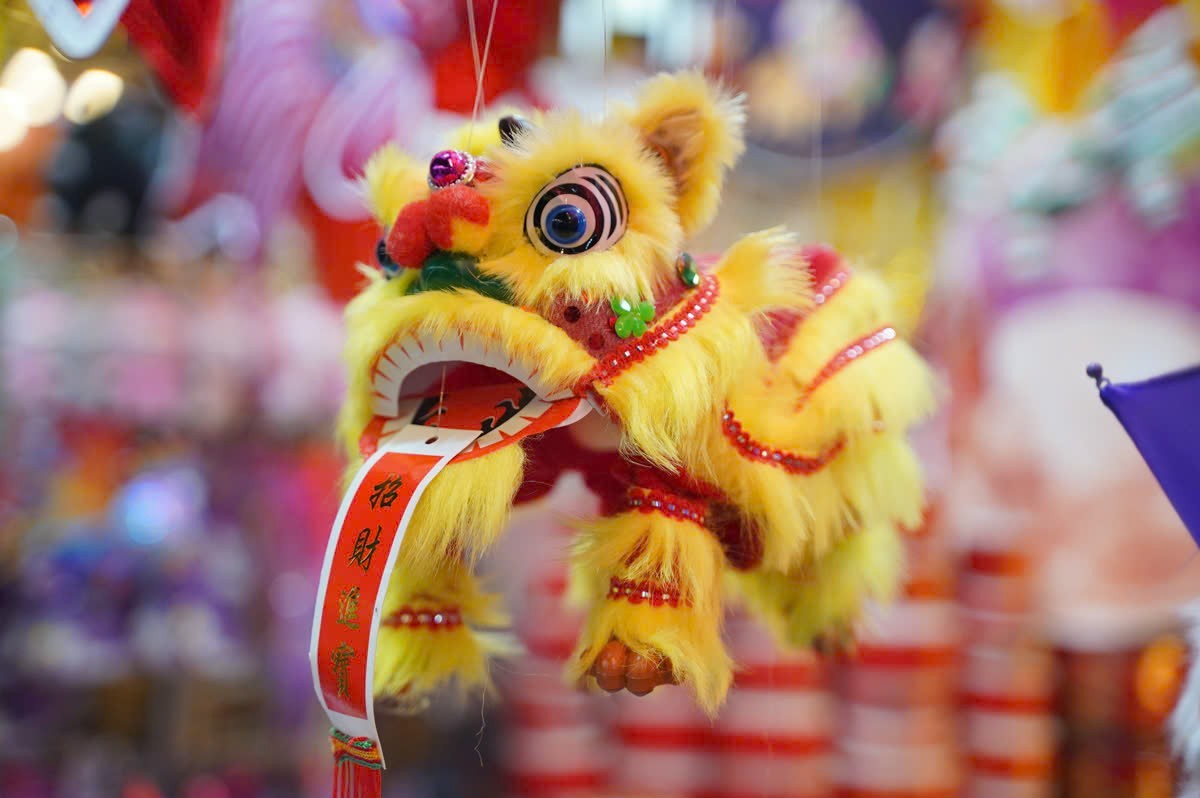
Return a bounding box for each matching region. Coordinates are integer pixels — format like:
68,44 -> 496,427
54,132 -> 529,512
1086,362 -> 1105,387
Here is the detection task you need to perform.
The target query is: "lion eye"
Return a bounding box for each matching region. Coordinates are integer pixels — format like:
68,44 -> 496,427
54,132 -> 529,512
524,165 -> 627,256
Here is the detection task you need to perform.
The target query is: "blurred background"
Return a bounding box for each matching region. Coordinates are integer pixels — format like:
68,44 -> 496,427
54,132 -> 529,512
2,0 -> 1200,796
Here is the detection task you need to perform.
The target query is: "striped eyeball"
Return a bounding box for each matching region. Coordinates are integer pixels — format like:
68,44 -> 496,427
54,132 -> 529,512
525,165 -> 628,255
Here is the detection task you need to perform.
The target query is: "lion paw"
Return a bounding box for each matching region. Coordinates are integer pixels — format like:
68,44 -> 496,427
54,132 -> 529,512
588,639 -> 678,696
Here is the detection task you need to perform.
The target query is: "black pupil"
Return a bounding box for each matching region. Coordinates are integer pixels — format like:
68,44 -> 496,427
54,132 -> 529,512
549,207 -> 582,239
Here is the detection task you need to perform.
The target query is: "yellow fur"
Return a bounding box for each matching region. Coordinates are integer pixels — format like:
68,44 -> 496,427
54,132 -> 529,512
620,71 -> 746,236
361,144 -> 427,226
374,559 -> 518,697
732,520 -> 904,648
336,284 -> 595,462
336,72 -> 932,712
568,512 -> 732,714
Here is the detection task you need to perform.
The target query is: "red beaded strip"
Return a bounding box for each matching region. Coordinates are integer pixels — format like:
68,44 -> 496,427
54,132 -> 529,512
576,273 -> 720,393
382,606 -> 463,630
795,325 -> 897,410
812,269 -> 850,306
721,408 -> 845,474
626,488 -> 708,526
608,576 -> 688,608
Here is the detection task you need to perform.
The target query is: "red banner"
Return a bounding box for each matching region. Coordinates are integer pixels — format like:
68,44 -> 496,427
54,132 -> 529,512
310,425 -> 479,752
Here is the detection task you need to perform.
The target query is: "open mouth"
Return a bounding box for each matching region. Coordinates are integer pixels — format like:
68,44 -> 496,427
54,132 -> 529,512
360,332 -> 592,460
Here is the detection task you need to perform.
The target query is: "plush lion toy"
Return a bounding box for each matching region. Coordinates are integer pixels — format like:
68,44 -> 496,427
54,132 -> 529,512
338,71 -> 933,714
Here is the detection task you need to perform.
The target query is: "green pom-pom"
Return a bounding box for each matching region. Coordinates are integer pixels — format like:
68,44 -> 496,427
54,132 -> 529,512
637,300 -> 655,322
611,296 -> 633,315
630,318 -> 647,337
614,314 -> 637,338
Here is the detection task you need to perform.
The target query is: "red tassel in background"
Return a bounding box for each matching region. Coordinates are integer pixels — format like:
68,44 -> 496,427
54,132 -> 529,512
330,729 -> 383,798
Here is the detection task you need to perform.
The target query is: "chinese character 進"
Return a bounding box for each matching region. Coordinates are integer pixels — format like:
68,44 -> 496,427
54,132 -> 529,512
336,586 -> 361,630
369,474 -> 404,509
348,525 -> 382,572
331,642 -> 355,698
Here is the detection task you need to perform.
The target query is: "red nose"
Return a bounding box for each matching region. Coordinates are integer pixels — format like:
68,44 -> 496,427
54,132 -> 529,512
385,185 -> 492,269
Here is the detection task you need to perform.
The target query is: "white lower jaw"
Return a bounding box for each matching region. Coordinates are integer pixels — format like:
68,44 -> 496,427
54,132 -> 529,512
370,332 -> 590,454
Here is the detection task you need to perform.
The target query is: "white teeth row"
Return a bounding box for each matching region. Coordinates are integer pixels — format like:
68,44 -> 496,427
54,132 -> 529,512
370,332 -> 572,420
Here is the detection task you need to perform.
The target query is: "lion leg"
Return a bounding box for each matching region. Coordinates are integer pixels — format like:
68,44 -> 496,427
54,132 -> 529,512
567,492 -> 734,715
733,520 -> 904,650
372,557 -> 517,703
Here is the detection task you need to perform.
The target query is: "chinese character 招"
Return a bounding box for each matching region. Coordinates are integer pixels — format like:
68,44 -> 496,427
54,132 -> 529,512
331,642 -> 355,698
348,525 -> 382,572
369,474 -> 404,509
336,586 -> 361,630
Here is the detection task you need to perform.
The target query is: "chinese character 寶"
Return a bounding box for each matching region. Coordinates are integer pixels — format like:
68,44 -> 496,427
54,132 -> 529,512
331,642 -> 355,699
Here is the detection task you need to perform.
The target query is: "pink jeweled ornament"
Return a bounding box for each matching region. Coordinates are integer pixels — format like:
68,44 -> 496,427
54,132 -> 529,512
427,149 -> 476,189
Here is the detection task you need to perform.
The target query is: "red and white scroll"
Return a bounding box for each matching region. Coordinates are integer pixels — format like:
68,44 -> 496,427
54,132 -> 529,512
309,424 -> 479,758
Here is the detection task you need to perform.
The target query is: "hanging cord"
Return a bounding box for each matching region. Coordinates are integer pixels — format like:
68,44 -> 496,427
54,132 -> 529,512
601,0 -> 609,114
465,0 -> 501,151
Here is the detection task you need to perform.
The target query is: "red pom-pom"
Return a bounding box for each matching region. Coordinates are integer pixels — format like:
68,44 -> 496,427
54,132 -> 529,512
425,185 -> 490,251
386,200 -> 433,269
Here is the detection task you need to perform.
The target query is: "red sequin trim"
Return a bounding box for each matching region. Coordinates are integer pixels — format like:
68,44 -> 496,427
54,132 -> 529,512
576,273 -> 720,393
608,577 -> 688,608
795,325 -> 896,409
381,606 -> 463,630
813,270 -> 850,306
626,488 -> 708,526
721,408 -> 845,474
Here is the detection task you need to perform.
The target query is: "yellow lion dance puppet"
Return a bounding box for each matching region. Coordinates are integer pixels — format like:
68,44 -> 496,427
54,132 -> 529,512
336,71 -> 933,715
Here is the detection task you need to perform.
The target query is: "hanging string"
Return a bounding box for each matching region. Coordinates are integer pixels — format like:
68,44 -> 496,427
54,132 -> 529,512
466,0 -> 501,152
601,0 -> 609,114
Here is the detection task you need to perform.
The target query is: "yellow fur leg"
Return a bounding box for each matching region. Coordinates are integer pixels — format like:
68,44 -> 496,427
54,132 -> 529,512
567,511 -> 733,715
733,521 -> 904,649
373,559 -> 518,699
568,595 -> 733,716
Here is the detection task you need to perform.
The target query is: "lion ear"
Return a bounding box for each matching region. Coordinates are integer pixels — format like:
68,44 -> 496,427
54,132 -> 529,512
624,71 -> 745,237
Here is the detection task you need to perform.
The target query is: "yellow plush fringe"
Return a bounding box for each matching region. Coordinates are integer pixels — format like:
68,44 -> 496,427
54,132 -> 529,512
778,269 -> 896,380
400,445 -> 526,572
693,422 -> 925,570
374,560 -> 518,698
595,299 -> 760,471
733,520 -> 904,648
360,143 -> 427,227
336,283 -> 595,461
571,511 -> 724,614
739,338 -> 935,455
595,228 -> 813,471
568,511 -> 732,714
715,228 -> 812,319
620,71 -> 746,236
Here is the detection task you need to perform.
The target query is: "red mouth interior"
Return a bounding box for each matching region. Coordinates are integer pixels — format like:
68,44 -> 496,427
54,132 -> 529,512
399,362 -> 537,431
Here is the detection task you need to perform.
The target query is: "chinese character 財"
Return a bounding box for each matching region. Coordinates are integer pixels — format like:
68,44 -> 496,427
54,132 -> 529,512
369,474 -> 404,509
348,525 -> 382,572
331,641 -> 355,698
336,586 -> 361,630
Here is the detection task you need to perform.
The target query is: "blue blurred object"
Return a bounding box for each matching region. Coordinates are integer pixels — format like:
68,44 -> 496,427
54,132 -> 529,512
1090,362 -> 1200,544
111,463 -> 208,546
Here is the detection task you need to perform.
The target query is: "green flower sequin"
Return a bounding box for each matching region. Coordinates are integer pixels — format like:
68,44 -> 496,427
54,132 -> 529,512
611,296 -> 655,339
